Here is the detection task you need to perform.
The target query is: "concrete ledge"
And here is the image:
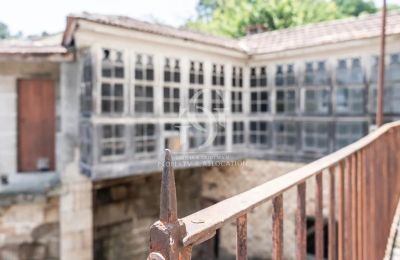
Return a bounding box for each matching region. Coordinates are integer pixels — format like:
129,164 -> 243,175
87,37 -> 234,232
0,172 -> 60,195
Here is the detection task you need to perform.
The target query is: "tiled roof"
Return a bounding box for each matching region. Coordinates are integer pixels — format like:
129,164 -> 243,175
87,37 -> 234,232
0,44 -> 68,54
0,41 -> 71,61
67,12 -> 245,52
242,11 -> 400,55
67,11 -> 400,55
1,11 -> 398,58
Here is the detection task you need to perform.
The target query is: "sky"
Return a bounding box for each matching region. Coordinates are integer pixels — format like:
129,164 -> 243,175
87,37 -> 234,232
0,0 -> 399,36
0,0 -> 198,36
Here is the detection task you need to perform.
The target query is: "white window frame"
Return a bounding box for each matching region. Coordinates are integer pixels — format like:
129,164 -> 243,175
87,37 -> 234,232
302,122 -> 329,153
100,48 -> 126,115
133,54 -> 154,114
249,121 -> 271,148
232,121 -> 245,145
134,123 -> 157,157
99,124 -> 126,162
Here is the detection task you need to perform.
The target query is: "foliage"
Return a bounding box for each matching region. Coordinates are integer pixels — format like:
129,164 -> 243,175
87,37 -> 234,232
250,0 -> 340,31
335,0 -> 377,16
188,0 -> 254,37
388,4 -> 400,12
187,0 -> 383,38
0,22 -> 9,39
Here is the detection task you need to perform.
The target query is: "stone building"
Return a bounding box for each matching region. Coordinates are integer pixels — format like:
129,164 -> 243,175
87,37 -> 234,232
0,11 -> 399,259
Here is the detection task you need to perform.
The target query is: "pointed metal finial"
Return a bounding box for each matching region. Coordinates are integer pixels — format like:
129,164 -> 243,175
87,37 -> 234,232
159,149 -> 178,223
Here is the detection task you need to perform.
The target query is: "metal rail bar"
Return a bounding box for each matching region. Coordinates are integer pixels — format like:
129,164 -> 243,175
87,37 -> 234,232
148,121 -> 400,260
272,195 -> 283,260
315,173 -> 323,260
328,167 -> 336,260
236,214 -> 247,260
296,182 -> 306,260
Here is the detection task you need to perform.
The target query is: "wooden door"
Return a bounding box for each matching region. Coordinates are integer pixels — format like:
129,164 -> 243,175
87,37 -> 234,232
18,79 -> 55,172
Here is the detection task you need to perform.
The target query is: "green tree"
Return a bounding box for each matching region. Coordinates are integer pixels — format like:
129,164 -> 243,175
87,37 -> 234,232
251,0 -> 340,31
0,21 -> 9,39
196,0 -> 221,20
187,0 -> 380,38
388,4 -> 400,12
335,0 -> 377,16
188,0 -> 254,37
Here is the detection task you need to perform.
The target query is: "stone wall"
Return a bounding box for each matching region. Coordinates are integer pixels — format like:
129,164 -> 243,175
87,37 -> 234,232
60,151 -> 93,260
0,195 -> 59,260
0,158 -> 325,260
200,159 -> 333,259
93,168 -> 202,260
0,159 -> 318,260
92,159 -> 313,260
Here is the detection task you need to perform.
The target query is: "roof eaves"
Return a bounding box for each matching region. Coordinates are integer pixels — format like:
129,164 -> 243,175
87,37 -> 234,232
66,13 -> 248,54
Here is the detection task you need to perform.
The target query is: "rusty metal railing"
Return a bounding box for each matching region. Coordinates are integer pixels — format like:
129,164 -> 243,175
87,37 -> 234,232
148,121 -> 400,260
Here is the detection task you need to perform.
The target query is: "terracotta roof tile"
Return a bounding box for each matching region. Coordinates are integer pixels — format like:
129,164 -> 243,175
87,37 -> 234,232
68,11 -> 400,55
242,11 -> 400,55
0,44 -> 68,54
68,12 -> 245,52
2,11 -> 399,57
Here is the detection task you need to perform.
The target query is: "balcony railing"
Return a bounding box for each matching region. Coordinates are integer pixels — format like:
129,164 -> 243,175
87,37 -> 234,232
147,121 -> 400,260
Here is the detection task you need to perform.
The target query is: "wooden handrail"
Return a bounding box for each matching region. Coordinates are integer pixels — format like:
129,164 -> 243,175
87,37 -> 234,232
148,121 -> 400,260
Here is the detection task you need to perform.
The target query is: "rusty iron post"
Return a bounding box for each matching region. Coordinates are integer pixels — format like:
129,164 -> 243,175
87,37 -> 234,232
236,214 -> 248,260
296,182 -> 307,260
376,0 -> 387,127
315,173 -> 323,260
148,149 -> 189,260
272,194 -> 283,260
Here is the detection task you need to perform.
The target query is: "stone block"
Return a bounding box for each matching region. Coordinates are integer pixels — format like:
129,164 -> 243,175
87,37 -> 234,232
110,185 -> 128,201
0,245 -> 19,260
61,209 -> 92,232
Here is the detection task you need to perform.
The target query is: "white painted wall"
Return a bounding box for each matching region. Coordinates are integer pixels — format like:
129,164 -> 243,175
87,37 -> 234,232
0,76 -> 17,174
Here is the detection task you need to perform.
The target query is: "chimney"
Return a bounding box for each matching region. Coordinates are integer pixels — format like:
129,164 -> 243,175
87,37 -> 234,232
245,24 -> 268,35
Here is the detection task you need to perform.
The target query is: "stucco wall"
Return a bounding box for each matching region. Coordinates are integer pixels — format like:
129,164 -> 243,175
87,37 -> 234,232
0,76 -> 17,174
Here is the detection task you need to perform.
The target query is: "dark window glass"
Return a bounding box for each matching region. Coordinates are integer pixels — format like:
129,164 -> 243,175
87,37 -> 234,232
115,66 -> 124,78
174,60 -> 180,82
275,65 -> 284,86
189,62 -> 195,84
135,55 -> 143,80
250,67 -> 257,87
260,67 -> 267,86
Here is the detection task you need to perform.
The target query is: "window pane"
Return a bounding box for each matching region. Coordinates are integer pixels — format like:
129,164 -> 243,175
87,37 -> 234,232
115,66 -> 124,78
101,83 -> 111,96
114,84 -> 123,97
